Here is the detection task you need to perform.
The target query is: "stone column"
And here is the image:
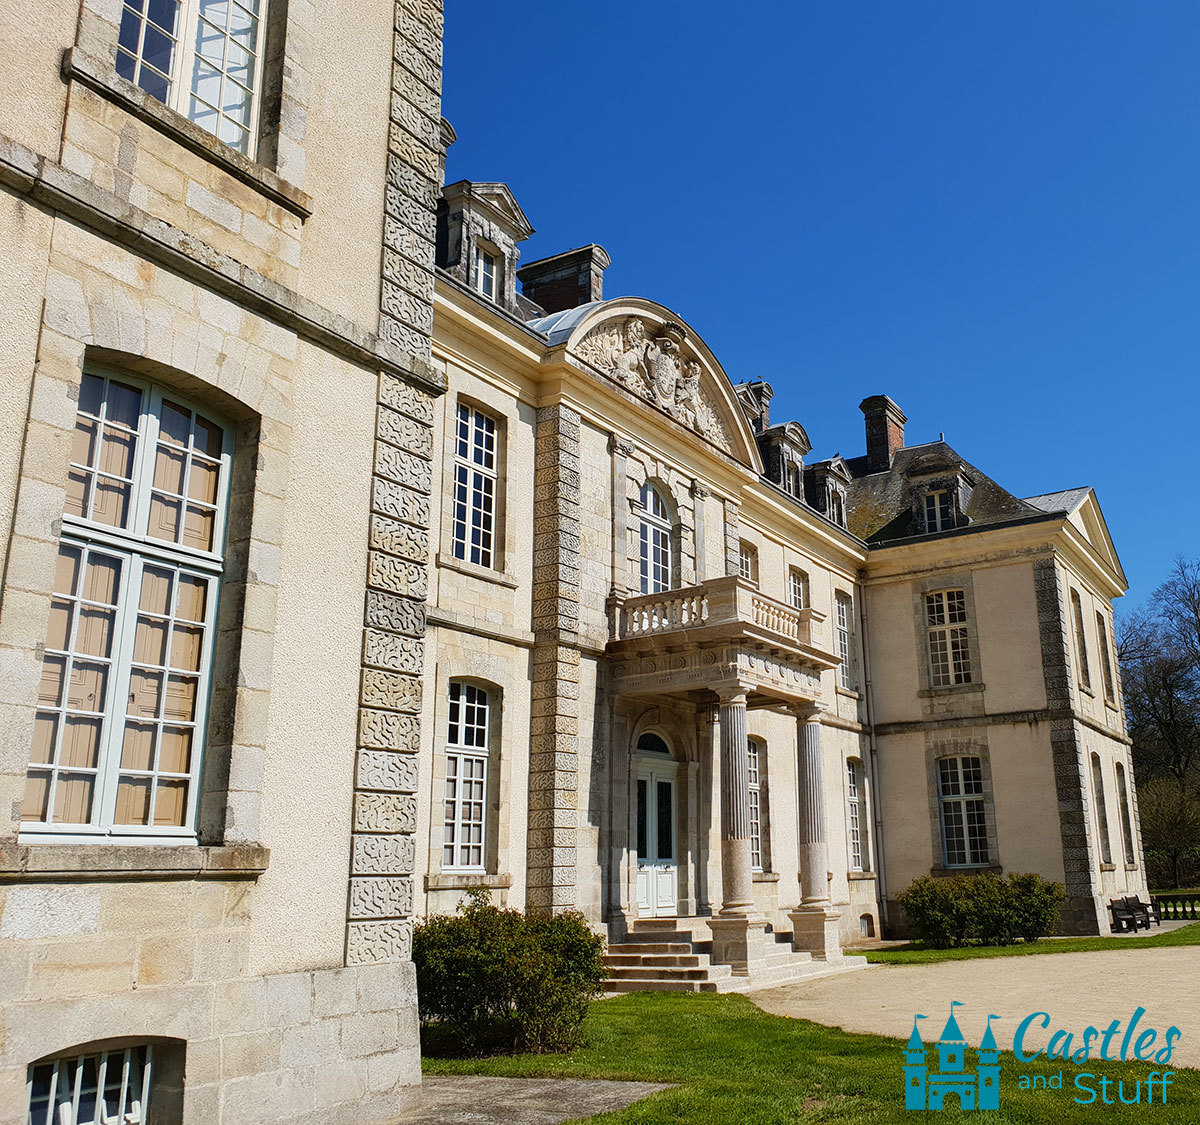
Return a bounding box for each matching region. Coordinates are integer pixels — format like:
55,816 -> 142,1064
717,691 -> 754,916
789,707 -> 842,960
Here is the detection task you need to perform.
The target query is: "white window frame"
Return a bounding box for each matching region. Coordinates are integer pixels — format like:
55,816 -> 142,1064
925,589 -> 972,688
788,567 -> 809,611
442,682 -> 491,873
937,755 -> 989,867
847,758 -> 867,871
451,402 -> 498,569
1096,611 -> 1116,703
115,0 -> 267,156
828,487 -> 845,526
737,540 -> 758,585
747,738 -> 764,872
924,489 -> 953,532
638,483 -> 673,595
836,591 -> 855,689
1071,589 -> 1092,691
27,1044 -> 154,1125
21,368 -> 231,845
475,246 -> 498,301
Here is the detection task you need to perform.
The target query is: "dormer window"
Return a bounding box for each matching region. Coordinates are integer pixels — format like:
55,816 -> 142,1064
475,247 -> 498,301
828,488 -> 846,527
925,490 -> 953,532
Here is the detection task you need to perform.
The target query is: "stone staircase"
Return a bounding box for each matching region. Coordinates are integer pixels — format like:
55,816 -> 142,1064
602,918 -> 866,994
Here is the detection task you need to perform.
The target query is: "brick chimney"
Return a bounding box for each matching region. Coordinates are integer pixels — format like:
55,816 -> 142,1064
517,245 -> 611,313
860,395 -> 906,472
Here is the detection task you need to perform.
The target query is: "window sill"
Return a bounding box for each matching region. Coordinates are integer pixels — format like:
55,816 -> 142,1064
836,686 -> 861,700
436,551 -> 520,589
1099,862 -> 1117,872
425,872 -> 513,892
1124,862 -> 1139,872
1104,699 -> 1120,713
919,682 -> 986,699
61,48 -> 312,219
0,842 -> 269,882
1078,684 -> 1095,699
752,871 -> 780,883
930,864 -> 1002,877
848,870 -> 877,882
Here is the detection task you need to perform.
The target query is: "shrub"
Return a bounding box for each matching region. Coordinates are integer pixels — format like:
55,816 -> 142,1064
896,872 -> 1065,948
412,889 -> 605,1054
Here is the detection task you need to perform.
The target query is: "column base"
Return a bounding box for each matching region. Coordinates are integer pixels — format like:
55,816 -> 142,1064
788,907 -> 844,961
708,917 -> 768,976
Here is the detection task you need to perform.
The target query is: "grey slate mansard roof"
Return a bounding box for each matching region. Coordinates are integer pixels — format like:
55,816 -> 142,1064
843,440 -> 1088,546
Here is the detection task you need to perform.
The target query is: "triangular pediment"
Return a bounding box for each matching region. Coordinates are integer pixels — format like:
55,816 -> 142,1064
545,299 -> 762,469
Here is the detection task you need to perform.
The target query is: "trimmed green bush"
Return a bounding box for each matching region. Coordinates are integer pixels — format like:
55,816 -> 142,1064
412,888 -> 605,1054
896,872 -> 1065,948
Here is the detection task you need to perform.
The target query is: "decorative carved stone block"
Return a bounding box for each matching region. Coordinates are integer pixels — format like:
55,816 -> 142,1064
367,551 -> 428,599
379,375 -> 435,425
363,629 -> 424,673
356,749 -> 419,792
365,590 -> 426,635
372,478 -> 430,527
359,710 -> 421,753
352,834 -> 416,876
361,669 -> 423,713
354,792 -> 418,834
369,515 -> 429,563
375,443 -> 432,493
346,919 -> 413,965
349,876 -> 414,920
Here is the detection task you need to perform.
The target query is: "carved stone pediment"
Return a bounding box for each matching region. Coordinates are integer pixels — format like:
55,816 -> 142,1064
575,316 -> 734,453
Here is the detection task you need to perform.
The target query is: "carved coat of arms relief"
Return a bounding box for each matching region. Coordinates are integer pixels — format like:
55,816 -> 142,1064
575,316 -> 733,453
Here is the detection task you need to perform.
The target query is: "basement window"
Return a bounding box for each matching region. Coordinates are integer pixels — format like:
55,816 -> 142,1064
27,1044 -> 156,1125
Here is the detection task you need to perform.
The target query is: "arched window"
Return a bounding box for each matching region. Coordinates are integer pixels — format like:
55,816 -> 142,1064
22,370 -> 231,838
636,731 -> 672,757
1115,762 -> 1136,865
443,682 -> 492,871
847,758 -> 868,871
1071,589 -> 1092,692
1091,752 -> 1112,865
638,482 -> 672,594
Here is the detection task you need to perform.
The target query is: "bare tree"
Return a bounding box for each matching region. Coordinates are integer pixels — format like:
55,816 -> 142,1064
1138,778 -> 1200,889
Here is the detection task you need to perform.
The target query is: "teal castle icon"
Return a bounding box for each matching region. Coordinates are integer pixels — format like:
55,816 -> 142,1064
904,1004 -> 1001,1111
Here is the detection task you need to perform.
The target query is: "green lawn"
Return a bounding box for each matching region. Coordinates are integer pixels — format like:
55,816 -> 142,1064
864,921 -> 1200,965
423,992 -> 1198,1123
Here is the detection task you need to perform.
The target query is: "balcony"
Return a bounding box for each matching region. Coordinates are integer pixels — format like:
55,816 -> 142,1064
610,576 -> 829,655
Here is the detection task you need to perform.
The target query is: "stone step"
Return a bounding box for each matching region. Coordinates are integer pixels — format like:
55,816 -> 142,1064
603,953 -> 702,968
605,942 -> 693,955
606,966 -> 714,981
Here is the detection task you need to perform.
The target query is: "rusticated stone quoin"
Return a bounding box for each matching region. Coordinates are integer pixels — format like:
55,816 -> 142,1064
343,0 -> 443,969
526,404 -> 583,914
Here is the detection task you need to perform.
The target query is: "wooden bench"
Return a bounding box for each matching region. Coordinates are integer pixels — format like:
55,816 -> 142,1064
1110,898 -> 1146,932
1125,896 -> 1161,928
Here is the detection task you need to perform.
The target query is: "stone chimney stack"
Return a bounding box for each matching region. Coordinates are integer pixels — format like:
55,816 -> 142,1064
860,395 -> 906,472
438,117 -> 456,189
517,245 -> 611,313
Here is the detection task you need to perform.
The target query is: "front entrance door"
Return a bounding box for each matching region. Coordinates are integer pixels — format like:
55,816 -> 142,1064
635,764 -> 678,917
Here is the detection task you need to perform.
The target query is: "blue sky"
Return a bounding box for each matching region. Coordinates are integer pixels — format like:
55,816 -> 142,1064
441,2 -> 1200,610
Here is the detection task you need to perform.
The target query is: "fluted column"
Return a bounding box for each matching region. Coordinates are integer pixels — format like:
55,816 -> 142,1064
796,709 -> 831,907
718,690 -> 755,916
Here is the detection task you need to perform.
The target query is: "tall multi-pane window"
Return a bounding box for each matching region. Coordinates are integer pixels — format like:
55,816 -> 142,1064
835,592 -> 854,689
1071,590 -> 1092,691
847,759 -> 867,871
747,738 -> 764,872
1096,613 -> 1116,703
443,682 -> 491,871
738,541 -> 758,584
1115,762 -> 1136,865
788,567 -> 809,611
451,403 -> 497,569
1091,753 -> 1112,865
938,756 -> 989,866
475,248 -> 498,301
22,371 -> 230,838
924,490 -> 953,532
638,483 -> 672,594
926,589 -> 972,688
115,0 -> 266,155
828,488 -> 845,527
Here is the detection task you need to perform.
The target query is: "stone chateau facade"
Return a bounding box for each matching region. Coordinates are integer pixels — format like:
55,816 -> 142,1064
0,1 -> 1141,1122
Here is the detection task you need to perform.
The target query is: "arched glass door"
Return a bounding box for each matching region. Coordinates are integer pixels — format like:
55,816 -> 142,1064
634,732 -> 677,918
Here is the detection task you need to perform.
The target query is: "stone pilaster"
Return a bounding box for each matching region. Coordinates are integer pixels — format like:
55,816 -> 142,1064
717,690 -> 754,916
345,0 -> 443,967
527,404 -> 583,913
691,481 -> 709,582
1034,557 -> 1105,935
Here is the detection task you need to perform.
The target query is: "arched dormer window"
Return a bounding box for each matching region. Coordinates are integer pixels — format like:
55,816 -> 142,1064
638,482 -> 673,594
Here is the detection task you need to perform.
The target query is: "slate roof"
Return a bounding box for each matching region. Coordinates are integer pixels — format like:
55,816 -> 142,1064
844,440 -> 1073,545
1022,487 -> 1092,515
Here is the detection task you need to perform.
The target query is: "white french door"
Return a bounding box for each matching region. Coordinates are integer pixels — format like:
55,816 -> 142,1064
635,763 -> 678,918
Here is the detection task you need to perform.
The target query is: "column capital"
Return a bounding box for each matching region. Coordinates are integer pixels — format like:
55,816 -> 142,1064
717,686 -> 751,706
788,700 -> 827,721
609,433 -> 634,457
